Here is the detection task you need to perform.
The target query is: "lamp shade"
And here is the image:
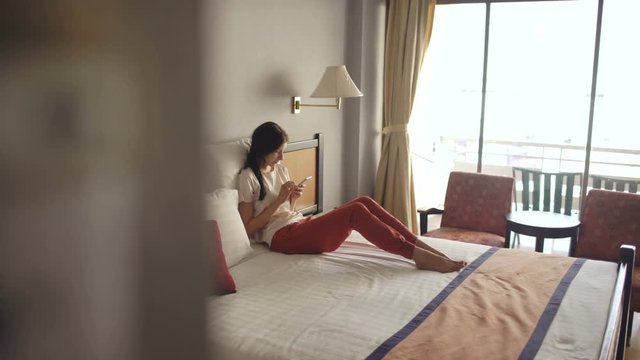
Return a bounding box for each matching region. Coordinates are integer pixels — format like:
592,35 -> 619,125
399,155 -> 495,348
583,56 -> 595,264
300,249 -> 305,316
310,65 -> 363,98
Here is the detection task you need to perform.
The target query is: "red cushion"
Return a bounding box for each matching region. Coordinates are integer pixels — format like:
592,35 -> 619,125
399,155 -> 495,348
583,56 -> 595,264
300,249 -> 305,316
207,220 -> 237,295
426,227 -> 505,247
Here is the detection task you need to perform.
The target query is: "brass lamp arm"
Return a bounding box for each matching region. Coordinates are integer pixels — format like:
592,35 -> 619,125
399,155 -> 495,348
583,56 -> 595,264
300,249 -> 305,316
292,97 -> 341,114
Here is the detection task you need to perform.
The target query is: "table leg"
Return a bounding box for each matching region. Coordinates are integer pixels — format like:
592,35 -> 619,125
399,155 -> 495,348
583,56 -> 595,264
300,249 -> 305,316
535,236 -> 544,253
504,227 -> 511,248
569,232 -> 577,257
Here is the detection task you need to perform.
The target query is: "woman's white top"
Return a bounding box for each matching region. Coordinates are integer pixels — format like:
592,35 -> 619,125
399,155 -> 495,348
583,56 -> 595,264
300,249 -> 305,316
237,163 -> 304,245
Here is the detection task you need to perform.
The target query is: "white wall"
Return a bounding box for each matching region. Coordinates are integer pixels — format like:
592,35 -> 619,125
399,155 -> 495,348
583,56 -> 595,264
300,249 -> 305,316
203,0 -> 385,209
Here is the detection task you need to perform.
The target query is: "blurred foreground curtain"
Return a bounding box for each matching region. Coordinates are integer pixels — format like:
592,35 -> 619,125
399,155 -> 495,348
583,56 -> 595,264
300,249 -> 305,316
374,0 -> 435,234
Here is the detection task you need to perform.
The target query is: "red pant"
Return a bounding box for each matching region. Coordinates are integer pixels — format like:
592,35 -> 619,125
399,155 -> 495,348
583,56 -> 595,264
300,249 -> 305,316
270,196 -> 416,259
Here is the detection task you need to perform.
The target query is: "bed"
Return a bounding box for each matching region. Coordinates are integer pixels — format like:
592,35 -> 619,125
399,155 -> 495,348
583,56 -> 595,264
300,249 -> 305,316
204,133 -> 634,360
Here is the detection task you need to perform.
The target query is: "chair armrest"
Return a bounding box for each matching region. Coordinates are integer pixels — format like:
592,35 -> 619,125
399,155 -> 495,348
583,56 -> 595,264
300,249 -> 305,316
417,207 -> 444,215
417,208 -> 444,235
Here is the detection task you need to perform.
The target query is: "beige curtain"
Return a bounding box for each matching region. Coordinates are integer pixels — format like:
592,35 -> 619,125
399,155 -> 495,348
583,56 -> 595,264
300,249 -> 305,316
374,0 -> 435,234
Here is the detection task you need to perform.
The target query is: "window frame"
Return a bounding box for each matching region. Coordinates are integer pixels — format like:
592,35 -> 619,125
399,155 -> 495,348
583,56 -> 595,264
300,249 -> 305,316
423,0 -> 604,210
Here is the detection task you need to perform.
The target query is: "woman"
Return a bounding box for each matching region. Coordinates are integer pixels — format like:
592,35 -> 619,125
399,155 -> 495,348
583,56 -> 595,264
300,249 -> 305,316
237,122 -> 465,273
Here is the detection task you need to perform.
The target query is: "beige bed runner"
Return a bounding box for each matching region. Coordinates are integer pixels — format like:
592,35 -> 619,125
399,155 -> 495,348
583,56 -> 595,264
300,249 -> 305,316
368,247 -> 585,360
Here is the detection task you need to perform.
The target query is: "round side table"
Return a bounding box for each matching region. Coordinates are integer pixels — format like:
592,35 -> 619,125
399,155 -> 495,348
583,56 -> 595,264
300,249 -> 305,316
505,211 -> 580,256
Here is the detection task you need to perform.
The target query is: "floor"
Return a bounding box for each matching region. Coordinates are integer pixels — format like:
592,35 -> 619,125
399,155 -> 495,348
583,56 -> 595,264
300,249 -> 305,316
513,234 -> 571,255
516,236 -> 639,359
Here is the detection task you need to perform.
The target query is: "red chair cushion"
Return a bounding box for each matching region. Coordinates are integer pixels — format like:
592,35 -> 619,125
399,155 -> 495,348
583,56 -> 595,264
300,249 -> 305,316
425,227 -> 505,248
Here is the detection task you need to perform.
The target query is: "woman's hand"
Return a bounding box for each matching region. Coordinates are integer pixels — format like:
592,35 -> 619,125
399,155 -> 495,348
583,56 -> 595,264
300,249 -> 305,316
277,181 -> 296,204
290,183 -> 304,202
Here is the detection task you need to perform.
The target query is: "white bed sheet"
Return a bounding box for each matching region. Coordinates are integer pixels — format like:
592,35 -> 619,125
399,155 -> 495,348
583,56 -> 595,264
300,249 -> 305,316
207,232 -> 617,360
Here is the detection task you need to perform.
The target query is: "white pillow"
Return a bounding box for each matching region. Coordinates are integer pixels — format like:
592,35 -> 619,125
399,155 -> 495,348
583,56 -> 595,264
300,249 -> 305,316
204,189 -> 253,267
203,138 -> 250,192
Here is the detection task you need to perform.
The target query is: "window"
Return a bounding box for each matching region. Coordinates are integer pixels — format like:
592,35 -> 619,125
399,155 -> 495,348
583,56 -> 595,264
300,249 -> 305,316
591,0 -> 640,179
411,0 -> 638,213
410,4 -> 485,207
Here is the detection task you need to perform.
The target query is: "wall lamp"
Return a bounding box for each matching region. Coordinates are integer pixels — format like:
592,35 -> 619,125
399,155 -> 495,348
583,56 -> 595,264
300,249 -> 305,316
291,65 -> 363,114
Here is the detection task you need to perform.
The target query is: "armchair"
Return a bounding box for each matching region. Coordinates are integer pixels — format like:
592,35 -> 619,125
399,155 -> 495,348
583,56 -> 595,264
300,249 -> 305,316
575,189 -> 640,342
418,171 -> 514,247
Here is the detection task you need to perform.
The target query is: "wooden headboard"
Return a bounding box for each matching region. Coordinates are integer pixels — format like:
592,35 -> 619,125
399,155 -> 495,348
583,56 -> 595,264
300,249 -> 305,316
282,133 -> 323,216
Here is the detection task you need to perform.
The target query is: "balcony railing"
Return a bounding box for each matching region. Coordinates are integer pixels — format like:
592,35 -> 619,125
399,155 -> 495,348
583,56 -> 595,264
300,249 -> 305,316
411,137 -> 640,211
439,137 -> 640,179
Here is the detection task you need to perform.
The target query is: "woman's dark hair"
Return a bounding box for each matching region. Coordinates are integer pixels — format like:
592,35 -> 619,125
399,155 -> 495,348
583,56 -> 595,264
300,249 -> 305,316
244,121 -> 289,200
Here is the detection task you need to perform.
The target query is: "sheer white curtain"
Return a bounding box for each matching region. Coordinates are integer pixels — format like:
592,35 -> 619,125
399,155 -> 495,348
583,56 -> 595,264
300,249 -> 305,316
374,0 -> 435,233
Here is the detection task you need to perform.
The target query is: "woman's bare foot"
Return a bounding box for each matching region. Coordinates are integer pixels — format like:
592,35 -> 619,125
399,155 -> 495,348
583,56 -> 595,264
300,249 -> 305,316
412,247 -> 466,273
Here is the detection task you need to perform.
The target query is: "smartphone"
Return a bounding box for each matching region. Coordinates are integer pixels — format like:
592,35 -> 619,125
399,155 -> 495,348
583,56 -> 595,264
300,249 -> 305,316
297,176 -> 312,187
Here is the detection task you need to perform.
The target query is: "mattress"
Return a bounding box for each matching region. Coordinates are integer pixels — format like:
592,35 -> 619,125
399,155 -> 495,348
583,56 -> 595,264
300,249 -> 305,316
207,232 -> 617,360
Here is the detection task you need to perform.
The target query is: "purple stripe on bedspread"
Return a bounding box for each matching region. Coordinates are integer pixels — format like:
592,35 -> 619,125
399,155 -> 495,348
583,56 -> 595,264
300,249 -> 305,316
518,258 -> 586,360
366,247 -> 499,360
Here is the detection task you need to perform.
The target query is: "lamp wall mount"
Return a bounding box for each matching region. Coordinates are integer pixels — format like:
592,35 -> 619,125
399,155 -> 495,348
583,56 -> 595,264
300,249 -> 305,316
291,96 -> 341,114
